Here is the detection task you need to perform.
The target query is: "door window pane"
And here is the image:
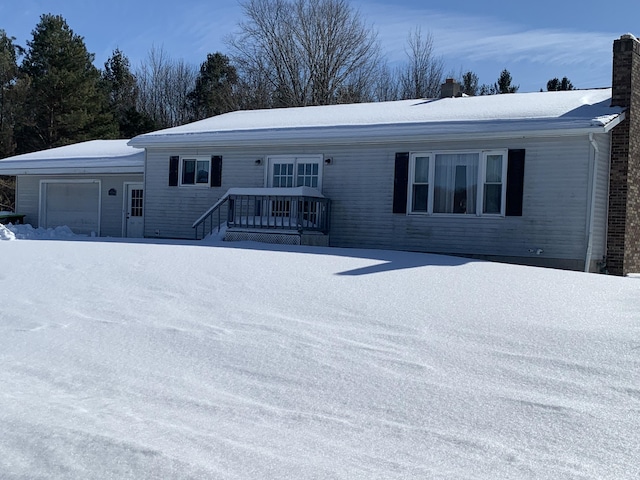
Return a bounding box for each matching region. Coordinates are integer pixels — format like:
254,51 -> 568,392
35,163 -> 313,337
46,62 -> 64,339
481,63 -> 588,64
273,163 -> 294,187
130,189 -> 143,217
296,162 -> 320,188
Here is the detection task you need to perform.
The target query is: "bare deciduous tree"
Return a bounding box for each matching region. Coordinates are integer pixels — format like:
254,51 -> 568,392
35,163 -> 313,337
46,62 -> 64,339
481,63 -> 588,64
371,62 -> 400,102
228,0 -> 381,107
398,27 -> 444,99
135,46 -> 197,128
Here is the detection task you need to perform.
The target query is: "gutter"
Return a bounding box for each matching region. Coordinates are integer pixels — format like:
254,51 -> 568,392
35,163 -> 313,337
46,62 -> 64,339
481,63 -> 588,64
0,166 -> 144,175
584,133 -> 600,272
129,125 -> 617,150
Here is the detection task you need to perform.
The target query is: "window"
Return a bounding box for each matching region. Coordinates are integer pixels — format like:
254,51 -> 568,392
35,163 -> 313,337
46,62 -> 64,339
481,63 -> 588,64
272,163 -> 294,187
271,162 -> 319,188
267,156 -> 322,190
408,150 -> 507,216
180,157 -> 210,186
412,155 -> 430,212
297,163 -> 319,188
483,153 -> 504,214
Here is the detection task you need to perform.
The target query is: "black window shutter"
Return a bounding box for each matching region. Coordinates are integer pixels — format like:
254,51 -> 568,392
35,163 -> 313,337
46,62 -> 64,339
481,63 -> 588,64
211,156 -> 222,187
506,149 -> 525,216
169,156 -> 179,186
393,152 -> 410,214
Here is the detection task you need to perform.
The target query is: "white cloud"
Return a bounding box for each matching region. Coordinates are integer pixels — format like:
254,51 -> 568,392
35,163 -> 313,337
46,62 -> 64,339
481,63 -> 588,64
359,3 -> 613,65
353,1 -> 617,90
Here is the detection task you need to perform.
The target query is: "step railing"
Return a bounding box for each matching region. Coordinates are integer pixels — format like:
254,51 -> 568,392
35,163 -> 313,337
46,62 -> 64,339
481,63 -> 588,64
192,193 -> 230,240
193,188 -> 330,240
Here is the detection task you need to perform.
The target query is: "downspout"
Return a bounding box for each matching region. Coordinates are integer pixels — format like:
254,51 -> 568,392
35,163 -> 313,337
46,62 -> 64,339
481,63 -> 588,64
584,133 -> 599,272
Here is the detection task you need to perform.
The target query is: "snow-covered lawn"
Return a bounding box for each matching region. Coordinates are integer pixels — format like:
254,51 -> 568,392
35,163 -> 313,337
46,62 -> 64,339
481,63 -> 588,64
1,224 -> 639,479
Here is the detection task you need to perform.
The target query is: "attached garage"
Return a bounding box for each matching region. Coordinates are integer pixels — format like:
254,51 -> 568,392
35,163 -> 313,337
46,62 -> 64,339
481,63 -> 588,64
40,180 -> 101,235
0,140 -> 145,237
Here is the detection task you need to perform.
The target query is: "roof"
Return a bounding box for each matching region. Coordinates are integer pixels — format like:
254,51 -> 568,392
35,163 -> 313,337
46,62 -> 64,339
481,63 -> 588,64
0,140 -> 145,175
129,88 -> 625,148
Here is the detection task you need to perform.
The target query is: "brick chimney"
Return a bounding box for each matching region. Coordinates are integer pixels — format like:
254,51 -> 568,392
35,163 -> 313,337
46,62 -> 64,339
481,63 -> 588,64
607,34 -> 640,275
440,78 -> 462,98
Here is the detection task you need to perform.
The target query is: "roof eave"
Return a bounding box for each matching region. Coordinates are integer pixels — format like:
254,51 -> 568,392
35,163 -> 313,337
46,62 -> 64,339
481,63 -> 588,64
129,121 -> 617,149
602,110 -> 626,132
0,166 -> 144,175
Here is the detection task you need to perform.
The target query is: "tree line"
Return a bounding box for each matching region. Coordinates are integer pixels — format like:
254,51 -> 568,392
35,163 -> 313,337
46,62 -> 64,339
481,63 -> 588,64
0,0 -> 575,209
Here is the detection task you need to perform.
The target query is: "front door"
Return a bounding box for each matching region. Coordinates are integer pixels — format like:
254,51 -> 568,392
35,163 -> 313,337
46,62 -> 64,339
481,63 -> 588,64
266,156 -> 323,226
125,183 -> 144,238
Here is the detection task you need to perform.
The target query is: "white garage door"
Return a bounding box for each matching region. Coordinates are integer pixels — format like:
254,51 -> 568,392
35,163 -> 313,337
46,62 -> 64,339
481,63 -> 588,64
40,181 -> 100,235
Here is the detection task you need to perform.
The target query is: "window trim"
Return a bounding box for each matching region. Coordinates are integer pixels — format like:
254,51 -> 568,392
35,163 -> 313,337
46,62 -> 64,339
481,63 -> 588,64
407,149 -> 508,217
480,150 -> 509,216
179,156 -> 211,187
265,155 -> 323,191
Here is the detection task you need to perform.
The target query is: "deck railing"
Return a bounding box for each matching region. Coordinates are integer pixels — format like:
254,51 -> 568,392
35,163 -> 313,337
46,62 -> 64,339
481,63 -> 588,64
193,189 -> 330,240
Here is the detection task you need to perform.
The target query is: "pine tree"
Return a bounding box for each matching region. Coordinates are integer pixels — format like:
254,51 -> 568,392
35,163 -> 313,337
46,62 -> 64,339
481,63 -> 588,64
479,69 -> 518,95
187,52 -> 238,121
102,48 -> 155,137
0,30 -> 22,158
546,76 -> 574,91
461,71 -> 479,96
495,69 -> 518,94
17,14 -> 117,153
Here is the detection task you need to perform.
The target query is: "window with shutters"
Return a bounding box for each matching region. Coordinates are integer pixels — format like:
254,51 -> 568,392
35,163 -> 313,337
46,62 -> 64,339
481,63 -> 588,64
180,156 -> 211,186
408,150 -> 508,216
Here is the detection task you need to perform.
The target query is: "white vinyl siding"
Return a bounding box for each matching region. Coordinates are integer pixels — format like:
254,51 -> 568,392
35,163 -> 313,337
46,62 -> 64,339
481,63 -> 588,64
144,148 -> 264,238
143,135 -> 595,270
15,174 -> 143,237
323,137 -> 591,267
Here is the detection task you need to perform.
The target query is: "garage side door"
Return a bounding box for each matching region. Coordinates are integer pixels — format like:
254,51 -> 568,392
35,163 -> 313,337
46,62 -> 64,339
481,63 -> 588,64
40,181 -> 100,235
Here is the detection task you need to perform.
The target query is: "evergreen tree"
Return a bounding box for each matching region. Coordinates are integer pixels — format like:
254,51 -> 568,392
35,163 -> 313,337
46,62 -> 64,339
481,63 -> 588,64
187,52 -> 238,121
0,30 -> 23,158
0,30 -> 23,211
479,69 -> 518,95
102,48 -> 156,137
461,71 -> 479,96
494,69 -> 518,94
17,14 -> 117,153
546,76 -> 574,91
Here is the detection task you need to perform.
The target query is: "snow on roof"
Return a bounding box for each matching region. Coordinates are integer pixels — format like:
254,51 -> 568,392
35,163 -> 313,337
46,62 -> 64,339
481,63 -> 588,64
129,88 -> 623,147
0,139 -> 144,175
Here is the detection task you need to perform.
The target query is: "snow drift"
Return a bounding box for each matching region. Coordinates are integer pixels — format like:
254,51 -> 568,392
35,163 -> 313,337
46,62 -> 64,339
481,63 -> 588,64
0,231 -> 638,479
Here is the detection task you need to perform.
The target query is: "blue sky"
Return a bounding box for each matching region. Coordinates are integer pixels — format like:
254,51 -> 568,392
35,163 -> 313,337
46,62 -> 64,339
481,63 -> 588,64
1,0 -> 639,92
